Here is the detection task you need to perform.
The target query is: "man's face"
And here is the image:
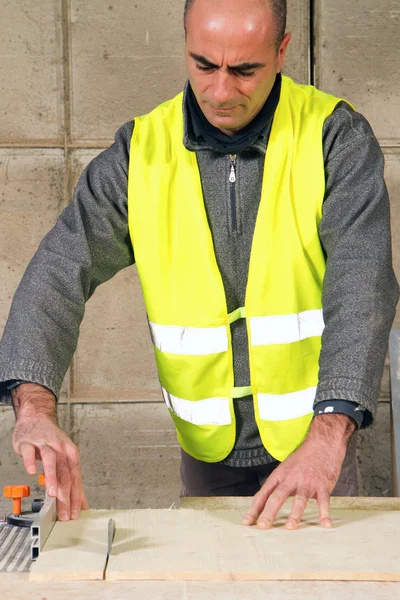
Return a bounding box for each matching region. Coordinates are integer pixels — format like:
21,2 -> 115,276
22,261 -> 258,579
185,0 -> 291,135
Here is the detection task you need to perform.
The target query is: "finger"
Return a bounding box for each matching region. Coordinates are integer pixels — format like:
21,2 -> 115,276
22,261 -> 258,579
256,486 -> 292,530
317,491 -> 332,528
65,444 -> 85,519
20,442 -> 37,475
68,471 -> 86,519
68,477 -> 89,518
56,497 -> 70,522
81,490 -> 89,511
55,454 -> 72,521
39,445 -> 58,498
242,478 -> 279,526
285,492 -> 310,530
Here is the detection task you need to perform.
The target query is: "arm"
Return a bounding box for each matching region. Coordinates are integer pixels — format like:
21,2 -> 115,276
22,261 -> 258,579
243,104 -> 399,530
0,121 -> 135,402
0,121 -> 135,519
316,103 -> 398,416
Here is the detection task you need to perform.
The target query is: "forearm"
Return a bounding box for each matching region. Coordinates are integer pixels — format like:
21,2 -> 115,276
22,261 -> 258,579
12,383 -> 56,422
307,413 -> 356,448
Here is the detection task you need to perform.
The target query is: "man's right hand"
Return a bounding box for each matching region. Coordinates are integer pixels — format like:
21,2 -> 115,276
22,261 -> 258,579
11,383 -> 88,521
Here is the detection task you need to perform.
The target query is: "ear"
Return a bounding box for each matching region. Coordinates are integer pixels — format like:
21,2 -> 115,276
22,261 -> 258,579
277,33 -> 291,72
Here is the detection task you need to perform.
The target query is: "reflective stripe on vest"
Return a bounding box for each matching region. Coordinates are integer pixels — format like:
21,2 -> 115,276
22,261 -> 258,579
149,320 -> 228,355
250,309 -> 325,346
163,385 -> 316,425
162,388 -> 232,426
128,76 -> 350,463
150,308 -> 324,355
258,387 -> 317,421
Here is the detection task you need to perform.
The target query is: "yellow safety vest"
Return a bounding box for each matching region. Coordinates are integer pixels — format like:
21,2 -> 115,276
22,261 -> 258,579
128,76 -> 347,463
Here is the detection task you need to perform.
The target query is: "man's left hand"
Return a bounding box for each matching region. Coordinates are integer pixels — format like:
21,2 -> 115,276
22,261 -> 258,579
242,413 -> 356,530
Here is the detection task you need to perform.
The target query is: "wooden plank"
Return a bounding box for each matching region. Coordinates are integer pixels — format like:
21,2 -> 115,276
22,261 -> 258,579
106,506 -> 400,582
30,510 -> 110,581
181,496 -> 400,511
389,329 -> 400,496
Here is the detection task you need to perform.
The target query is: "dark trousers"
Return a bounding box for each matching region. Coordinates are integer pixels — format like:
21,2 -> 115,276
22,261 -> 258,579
180,433 -> 358,497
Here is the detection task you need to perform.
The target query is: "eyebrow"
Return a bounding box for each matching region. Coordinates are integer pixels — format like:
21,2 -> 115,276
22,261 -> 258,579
189,52 -> 266,71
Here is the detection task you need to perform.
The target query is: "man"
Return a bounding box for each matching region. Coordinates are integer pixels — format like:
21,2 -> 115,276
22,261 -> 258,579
0,0 -> 398,531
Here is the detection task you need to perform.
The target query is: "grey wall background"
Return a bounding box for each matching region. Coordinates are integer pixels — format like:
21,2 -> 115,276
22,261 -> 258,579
0,0 -> 399,513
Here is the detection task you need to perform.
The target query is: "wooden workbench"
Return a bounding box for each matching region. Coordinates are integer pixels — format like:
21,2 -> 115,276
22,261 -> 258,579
2,573 -> 400,599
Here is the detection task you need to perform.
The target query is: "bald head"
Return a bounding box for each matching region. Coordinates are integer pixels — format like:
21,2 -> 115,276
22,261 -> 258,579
184,0 -> 287,52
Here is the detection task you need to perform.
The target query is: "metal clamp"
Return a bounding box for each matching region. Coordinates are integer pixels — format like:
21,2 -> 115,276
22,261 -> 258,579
30,497 -> 57,560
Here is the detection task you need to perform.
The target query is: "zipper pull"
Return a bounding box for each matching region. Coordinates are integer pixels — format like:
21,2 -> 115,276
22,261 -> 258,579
229,155 -> 237,183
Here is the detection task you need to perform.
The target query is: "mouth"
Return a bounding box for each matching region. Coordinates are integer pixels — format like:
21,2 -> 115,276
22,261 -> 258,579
212,106 -> 237,113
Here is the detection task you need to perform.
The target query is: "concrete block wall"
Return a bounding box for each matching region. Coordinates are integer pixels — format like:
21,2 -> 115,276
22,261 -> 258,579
0,1 -> 399,514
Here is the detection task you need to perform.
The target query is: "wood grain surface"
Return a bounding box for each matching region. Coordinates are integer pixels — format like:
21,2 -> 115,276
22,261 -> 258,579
28,500 -> 400,582
106,505 -> 400,581
30,510 -> 111,581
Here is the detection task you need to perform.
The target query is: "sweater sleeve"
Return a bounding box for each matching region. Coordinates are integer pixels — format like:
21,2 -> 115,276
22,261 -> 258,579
315,102 -> 399,419
0,121 -> 135,405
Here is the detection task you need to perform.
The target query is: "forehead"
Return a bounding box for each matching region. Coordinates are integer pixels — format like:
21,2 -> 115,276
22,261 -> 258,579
186,0 -> 276,55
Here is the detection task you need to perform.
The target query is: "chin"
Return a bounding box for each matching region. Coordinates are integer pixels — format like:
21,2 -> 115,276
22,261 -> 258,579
207,113 -> 240,130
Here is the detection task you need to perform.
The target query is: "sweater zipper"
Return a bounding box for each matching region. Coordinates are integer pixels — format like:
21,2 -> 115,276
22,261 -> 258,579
229,154 -> 238,232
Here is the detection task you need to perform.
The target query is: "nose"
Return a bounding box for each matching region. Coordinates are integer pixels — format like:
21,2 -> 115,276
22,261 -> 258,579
210,71 -> 235,107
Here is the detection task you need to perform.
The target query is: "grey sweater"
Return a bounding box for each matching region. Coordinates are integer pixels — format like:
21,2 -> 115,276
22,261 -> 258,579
0,86 -> 398,467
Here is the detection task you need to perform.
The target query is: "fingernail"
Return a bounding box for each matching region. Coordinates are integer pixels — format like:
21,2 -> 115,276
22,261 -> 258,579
242,517 -> 252,526
286,519 -> 297,530
257,520 -> 271,530
27,466 -> 36,475
71,510 -> 79,520
322,519 -> 333,529
59,512 -> 69,521
49,486 -> 57,497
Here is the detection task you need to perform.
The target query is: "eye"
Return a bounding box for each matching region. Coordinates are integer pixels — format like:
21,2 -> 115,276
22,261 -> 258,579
195,64 -> 214,72
236,71 -> 256,78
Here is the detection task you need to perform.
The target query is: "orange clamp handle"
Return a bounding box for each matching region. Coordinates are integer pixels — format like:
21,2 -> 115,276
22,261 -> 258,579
4,485 -> 30,516
38,474 -> 45,486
